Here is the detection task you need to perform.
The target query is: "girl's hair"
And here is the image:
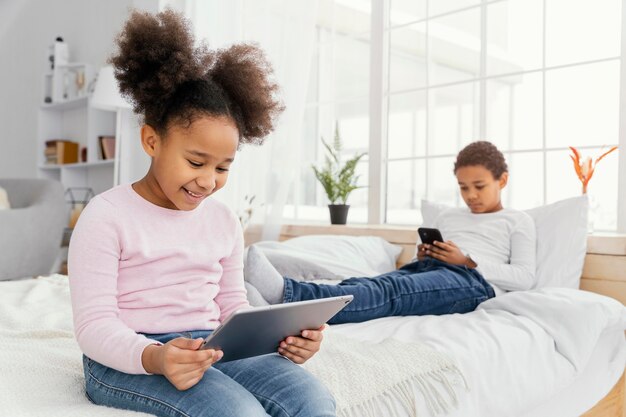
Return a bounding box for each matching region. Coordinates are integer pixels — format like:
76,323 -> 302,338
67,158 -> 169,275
454,141 -> 508,179
109,9 -> 284,145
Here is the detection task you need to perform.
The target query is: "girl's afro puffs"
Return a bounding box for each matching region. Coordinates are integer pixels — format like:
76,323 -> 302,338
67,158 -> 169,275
109,9 -> 284,145
454,141 -> 508,179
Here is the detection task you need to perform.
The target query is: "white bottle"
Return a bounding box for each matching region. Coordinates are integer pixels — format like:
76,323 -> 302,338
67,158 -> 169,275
47,36 -> 68,70
48,37 -> 70,102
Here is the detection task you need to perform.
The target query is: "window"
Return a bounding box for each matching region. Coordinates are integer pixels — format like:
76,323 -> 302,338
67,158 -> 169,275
283,0 -> 372,223
384,0 -> 623,231
289,0 -> 624,231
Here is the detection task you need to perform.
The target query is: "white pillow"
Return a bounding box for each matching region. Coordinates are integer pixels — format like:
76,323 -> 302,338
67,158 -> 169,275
0,187 -> 10,210
421,196 -> 588,289
421,200 -> 449,227
249,235 -> 403,280
525,196 -> 588,289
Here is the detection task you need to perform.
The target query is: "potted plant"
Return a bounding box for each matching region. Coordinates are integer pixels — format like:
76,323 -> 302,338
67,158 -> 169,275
312,123 -> 366,224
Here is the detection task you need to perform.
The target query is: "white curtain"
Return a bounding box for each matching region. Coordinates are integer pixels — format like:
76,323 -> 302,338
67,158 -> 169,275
163,0 -> 319,240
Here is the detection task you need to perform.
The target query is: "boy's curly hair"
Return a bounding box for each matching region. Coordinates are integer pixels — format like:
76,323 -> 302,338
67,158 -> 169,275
454,141 -> 508,179
109,9 -> 284,145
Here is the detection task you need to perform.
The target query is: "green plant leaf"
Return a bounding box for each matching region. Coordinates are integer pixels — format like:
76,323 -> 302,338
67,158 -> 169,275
333,122 -> 342,155
312,124 -> 366,205
321,137 -> 339,164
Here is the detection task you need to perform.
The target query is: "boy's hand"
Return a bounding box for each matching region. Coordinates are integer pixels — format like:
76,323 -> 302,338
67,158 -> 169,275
417,243 -> 428,261
142,337 -> 223,391
278,325 -> 326,364
425,240 -> 472,267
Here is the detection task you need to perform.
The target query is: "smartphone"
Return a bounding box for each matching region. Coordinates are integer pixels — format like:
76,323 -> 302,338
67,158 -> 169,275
417,227 -> 444,246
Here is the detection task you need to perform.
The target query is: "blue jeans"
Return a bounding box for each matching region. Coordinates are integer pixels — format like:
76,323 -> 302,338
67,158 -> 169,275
83,330 -> 335,417
283,258 -> 495,324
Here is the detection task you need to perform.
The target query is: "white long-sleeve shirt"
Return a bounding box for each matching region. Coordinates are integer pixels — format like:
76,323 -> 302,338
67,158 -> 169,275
430,207 -> 536,296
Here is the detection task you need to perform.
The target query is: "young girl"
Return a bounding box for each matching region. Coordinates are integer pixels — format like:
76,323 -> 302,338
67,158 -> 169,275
68,10 -> 335,417
246,141 -> 537,322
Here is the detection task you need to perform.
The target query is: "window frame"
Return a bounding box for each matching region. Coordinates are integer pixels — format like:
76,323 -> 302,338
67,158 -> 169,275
368,0 -> 626,232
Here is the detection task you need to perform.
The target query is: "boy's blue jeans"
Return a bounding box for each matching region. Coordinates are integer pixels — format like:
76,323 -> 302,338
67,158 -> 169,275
283,258 -> 496,324
83,330 -> 335,417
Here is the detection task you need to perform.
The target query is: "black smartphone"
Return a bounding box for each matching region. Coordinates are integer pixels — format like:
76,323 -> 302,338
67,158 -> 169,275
417,227 -> 444,245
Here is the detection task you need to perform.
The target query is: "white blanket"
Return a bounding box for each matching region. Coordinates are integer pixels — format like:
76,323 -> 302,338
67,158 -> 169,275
303,332 -> 468,417
329,289 -> 626,417
478,288 -> 626,371
0,275 -> 624,417
0,276 -> 146,416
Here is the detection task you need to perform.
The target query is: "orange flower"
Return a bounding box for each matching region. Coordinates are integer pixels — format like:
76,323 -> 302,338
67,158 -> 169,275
569,146 -> 618,194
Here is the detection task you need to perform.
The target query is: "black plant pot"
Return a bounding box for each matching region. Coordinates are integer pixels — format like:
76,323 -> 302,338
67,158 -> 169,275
328,204 -> 350,225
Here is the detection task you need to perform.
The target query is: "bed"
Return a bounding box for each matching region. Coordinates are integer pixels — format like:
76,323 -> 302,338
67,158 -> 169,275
245,222 -> 626,417
1,223 -> 624,416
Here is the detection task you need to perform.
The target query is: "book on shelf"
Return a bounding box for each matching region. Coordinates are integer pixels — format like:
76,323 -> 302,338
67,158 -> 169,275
44,139 -> 79,164
99,135 -> 116,160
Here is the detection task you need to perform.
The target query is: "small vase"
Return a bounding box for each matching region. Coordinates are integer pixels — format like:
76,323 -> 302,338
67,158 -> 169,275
328,204 -> 350,225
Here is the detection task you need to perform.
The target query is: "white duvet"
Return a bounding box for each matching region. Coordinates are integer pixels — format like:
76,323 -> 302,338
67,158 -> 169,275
330,288 -> 626,416
0,275 -> 624,417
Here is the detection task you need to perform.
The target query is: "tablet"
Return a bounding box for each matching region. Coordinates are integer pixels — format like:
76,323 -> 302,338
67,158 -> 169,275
200,295 -> 353,362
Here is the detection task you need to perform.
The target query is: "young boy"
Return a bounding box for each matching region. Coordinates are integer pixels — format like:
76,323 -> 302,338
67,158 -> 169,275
246,141 -> 536,326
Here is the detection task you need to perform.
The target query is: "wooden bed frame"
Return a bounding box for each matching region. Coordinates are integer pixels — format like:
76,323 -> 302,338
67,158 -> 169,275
244,224 -> 626,417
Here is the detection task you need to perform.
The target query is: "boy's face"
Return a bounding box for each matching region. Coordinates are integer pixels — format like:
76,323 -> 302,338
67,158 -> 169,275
141,116 -> 239,210
456,165 -> 508,214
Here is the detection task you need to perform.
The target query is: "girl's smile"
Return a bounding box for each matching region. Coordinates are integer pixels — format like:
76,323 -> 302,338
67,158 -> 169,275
183,187 -> 206,200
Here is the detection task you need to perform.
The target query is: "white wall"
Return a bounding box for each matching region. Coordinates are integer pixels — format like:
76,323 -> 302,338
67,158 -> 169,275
0,0 -> 157,179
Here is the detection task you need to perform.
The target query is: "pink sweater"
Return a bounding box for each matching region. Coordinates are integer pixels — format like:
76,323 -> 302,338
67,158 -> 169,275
68,184 -> 249,375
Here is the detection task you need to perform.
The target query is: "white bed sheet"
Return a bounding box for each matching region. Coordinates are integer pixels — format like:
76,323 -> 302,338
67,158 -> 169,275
326,320 -> 625,417
523,329 -> 625,417
328,288 -> 626,417
1,275 -> 624,417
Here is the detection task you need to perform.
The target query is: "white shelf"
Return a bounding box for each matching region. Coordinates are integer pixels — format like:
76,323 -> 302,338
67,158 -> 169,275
41,96 -> 89,111
65,159 -> 115,169
39,164 -> 62,171
38,62 -> 143,196
56,62 -> 90,69
38,70 -> 118,196
38,159 -> 115,170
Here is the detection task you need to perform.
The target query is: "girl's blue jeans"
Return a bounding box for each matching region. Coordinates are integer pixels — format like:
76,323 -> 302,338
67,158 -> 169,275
283,258 -> 496,324
83,330 -> 335,417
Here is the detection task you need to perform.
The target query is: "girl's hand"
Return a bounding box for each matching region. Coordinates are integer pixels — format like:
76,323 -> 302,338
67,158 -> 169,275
278,325 -> 326,364
425,240 -> 471,267
142,337 -> 223,391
